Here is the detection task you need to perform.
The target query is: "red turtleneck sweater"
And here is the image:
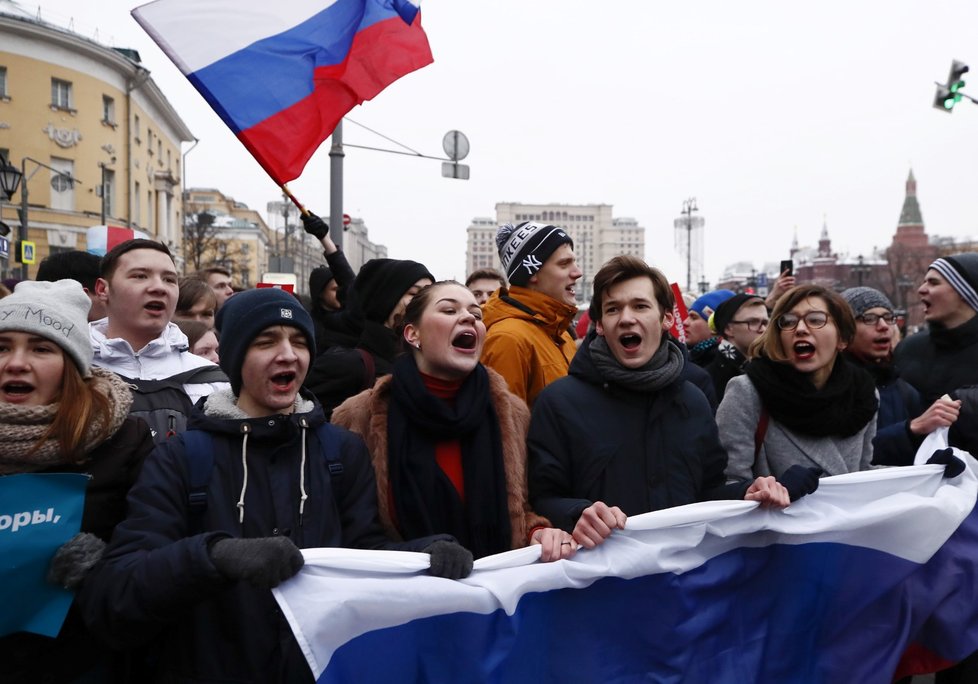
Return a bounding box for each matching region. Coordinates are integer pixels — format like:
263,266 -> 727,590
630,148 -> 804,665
421,372 -> 465,500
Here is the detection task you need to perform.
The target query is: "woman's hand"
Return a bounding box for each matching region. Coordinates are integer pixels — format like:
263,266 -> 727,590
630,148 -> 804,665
572,501 -> 627,549
530,527 -> 578,562
744,476 -> 791,508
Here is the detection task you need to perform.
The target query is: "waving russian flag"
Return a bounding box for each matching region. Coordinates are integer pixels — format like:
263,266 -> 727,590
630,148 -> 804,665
132,0 -> 432,184
274,462 -> 978,683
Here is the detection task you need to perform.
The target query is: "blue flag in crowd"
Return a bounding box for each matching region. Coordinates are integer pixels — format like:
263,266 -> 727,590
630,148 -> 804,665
274,462 -> 978,683
0,473 -> 88,638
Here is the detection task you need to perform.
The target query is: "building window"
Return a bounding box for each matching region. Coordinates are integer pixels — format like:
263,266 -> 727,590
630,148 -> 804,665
0,67 -> 7,98
102,168 -> 115,218
133,114 -> 140,143
49,157 -> 74,212
51,78 -> 72,110
102,95 -> 115,125
134,181 -> 141,225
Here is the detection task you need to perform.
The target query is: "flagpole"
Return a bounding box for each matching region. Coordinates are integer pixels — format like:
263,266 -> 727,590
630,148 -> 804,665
328,120 -> 345,252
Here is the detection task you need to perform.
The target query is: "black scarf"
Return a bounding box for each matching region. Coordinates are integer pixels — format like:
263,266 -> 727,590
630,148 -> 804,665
387,355 -> 511,558
844,351 -> 897,388
745,354 -> 878,437
588,334 -> 684,393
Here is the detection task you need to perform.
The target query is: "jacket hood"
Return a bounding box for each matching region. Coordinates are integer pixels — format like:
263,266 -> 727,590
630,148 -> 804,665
91,319 -> 191,359
482,286 -> 579,339
191,388 -> 324,439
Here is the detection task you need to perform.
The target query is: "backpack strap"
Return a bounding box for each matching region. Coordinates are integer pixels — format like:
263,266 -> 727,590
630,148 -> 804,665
181,430 -> 215,535
754,407 -> 770,460
168,365 -> 230,385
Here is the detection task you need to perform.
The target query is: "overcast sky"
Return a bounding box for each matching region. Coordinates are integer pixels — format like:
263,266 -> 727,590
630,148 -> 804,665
21,0 -> 978,285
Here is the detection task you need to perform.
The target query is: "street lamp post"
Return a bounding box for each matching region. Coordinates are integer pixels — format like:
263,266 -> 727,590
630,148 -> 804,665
698,277 -> 709,294
0,154 -> 22,278
681,198 -> 698,292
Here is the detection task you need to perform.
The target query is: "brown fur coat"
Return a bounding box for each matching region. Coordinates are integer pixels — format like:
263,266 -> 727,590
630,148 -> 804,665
331,367 -> 550,549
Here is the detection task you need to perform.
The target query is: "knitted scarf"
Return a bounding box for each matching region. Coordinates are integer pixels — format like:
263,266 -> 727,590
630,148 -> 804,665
745,354 -> 878,437
387,355 -> 511,559
0,368 -> 132,474
588,334 -> 685,393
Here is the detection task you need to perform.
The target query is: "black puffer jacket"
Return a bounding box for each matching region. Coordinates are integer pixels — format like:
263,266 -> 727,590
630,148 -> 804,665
894,316 -> 978,404
79,391 -> 436,683
527,336 -> 749,532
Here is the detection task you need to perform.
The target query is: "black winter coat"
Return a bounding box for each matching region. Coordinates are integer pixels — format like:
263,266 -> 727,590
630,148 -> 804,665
894,316 -> 978,404
78,393 -> 431,684
1,417 -> 154,684
527,338 -> 749,532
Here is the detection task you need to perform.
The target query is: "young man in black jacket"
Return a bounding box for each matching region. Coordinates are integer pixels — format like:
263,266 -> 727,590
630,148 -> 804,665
528,256 -> 792,549
79,288 -> 467,683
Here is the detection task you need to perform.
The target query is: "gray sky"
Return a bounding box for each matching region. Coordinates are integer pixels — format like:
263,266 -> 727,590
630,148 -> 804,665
24,1 -> 978,285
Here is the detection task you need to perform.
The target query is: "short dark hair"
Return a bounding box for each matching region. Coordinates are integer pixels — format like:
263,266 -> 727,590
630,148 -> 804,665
36,250 -> 101,290
176,276 -> 218,315
197,266 -> 231,279
589,255 -> 673,322
465,268 -> 506,288
100,239 -> 173,281
751,284 -> 856,361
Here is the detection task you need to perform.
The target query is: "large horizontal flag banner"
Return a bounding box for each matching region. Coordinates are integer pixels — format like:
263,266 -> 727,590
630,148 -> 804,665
132,0 -> 432,185
274,463 -> 978,683
0,473 -> 88,638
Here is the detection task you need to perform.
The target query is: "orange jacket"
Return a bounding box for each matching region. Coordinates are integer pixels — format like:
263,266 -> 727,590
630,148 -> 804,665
480,286 -> 578,408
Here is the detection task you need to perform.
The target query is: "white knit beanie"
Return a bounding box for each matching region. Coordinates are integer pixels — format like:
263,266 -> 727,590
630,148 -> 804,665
0,280 -> 93,376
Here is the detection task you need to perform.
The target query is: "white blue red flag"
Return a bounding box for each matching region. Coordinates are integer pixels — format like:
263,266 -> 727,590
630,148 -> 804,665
132,0 -> 432,184
274,460 -> 978,683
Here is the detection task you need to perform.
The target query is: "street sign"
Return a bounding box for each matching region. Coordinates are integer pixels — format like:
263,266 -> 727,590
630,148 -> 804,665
342,214 -> 351,227
442,162 -> 470,180
0,236 -> 9,260
16,240 -> 35,264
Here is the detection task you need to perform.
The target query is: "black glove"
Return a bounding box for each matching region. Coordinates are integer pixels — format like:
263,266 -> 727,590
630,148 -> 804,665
48,532 -> 106,590
301,212 -> 330,240
778,465 -> 823,502
425,540 -> 473,580
927,448 -> 966,479
209,536 -> 304,588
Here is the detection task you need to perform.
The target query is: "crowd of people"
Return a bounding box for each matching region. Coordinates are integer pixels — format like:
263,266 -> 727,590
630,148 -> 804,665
2,210 -> 977,683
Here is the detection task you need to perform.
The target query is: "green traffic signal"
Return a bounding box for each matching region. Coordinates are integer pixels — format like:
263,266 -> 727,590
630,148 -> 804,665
951,79 -> 966,93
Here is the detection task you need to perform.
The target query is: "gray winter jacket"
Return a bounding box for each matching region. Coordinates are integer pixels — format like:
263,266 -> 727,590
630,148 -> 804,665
718,375 -> 877,481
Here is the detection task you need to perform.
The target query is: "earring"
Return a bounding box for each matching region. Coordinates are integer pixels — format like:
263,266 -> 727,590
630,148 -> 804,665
415,342 -> 422,350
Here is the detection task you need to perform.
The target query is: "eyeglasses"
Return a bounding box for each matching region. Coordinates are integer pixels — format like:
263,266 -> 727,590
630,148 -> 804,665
729,317 -> 769,332
776,311 -> 829,330
856,312 -> 895,326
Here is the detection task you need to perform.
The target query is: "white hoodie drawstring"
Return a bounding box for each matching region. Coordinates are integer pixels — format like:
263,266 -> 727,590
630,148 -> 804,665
298,419 -> 309,524
237,424 -> 251,524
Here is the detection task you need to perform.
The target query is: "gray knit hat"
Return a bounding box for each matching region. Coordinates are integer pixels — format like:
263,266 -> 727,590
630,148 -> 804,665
0,280 -> 93,376
841,287 -> 894,318
496,221 -> 574,287
929,253 -> 978,312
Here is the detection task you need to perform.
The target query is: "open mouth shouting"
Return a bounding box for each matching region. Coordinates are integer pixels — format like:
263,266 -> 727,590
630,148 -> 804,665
270,371 -> 297,391
793,341 -> 816,361
451,330 -> 479,352
1,380 -> 36,403
619,333 -> 642,352
144,300 -> 168,315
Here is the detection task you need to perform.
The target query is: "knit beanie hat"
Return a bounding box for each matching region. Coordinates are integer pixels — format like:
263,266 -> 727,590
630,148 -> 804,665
496,222 -> 574,287
690,289 -> 735,318
308,266 -> 335,300
215,287 -> 315,395
929,253 -> 978,312
841,287 -> 894,317
0,280 -> 92,376
711,293 -> 764,335
350,258 -> 434,324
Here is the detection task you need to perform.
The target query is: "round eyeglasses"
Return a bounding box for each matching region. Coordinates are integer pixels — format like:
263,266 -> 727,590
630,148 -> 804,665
776,311 -> 829,331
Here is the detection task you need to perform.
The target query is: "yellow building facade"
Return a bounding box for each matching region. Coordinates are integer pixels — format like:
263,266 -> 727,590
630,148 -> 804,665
0,4 -> 193,277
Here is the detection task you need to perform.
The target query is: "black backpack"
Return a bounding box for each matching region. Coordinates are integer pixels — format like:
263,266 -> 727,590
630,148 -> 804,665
117,366 -> 229,444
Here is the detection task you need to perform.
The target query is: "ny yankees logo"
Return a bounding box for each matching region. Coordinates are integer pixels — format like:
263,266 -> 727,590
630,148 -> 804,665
521,255 -> 543,274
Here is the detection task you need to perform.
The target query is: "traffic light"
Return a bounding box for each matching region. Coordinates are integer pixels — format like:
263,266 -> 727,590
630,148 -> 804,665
935,59 -> 969,112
